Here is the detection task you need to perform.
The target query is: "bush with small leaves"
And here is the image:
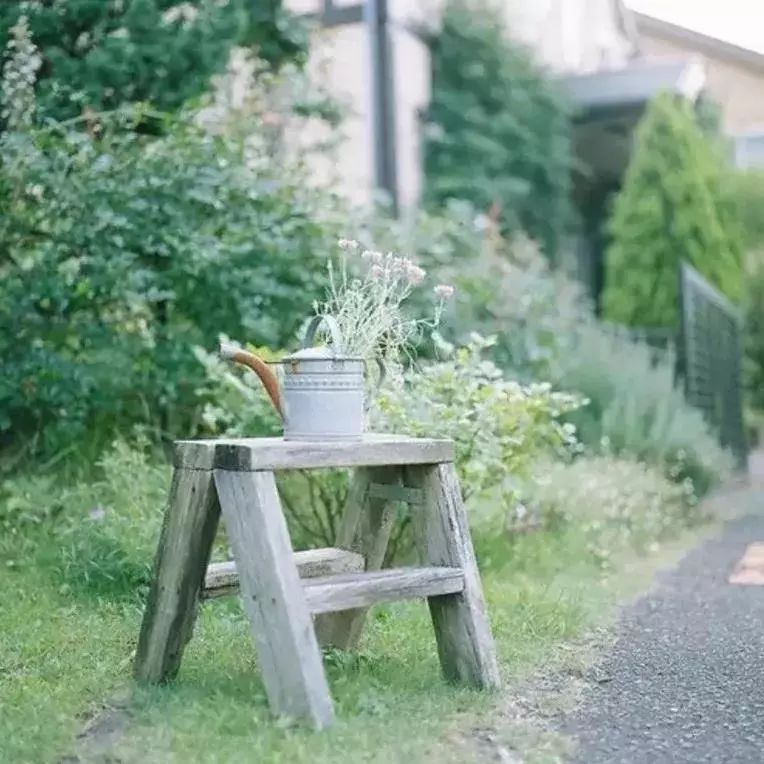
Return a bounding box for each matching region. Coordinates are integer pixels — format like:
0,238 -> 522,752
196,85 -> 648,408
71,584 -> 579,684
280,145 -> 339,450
373,334 -> 584,509
528,456 -> 701,567
557,324 -> 733,495
0,111 -> 342,454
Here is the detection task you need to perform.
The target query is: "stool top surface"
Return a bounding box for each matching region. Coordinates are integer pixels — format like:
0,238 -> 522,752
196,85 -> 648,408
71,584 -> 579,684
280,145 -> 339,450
174,434 -> 455,472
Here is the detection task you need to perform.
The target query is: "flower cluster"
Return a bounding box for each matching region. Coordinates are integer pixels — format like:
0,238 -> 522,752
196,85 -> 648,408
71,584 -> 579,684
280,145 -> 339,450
313,238 -> 455,372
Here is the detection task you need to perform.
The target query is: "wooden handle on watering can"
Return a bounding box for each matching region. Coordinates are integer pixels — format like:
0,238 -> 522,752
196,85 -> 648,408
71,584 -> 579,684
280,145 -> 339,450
219,342 -> 283,418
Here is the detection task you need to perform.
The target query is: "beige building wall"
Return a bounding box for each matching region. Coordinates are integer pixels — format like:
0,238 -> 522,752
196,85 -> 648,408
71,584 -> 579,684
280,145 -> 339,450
505,0 -> 634,75
638,32 -> 764,135
297,23 -> 376,206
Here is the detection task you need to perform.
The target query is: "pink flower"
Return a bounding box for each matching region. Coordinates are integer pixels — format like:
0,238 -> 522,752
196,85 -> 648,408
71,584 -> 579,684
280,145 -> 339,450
370,264 -> 384,279
434,284 -> 455,299
362,249 -> 382,262
338,238 -> 359,250
406,264 -> 426,285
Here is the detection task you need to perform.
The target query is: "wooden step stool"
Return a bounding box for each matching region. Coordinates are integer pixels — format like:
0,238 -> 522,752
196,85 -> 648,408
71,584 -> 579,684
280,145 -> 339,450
133,435 -> 500,729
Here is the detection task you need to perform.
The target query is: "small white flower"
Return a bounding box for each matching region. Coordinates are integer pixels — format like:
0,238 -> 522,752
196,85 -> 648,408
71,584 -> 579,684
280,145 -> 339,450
338,238 -> 359,250
474,213 -> 491,232
361,249 -> 382,262
434,284 -> 455,299
89,506 -> 106,521
370,264 -> 384,279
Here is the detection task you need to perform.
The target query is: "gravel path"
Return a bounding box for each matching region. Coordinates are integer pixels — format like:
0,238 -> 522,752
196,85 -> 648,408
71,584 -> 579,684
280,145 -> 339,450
563,509 -> 764,764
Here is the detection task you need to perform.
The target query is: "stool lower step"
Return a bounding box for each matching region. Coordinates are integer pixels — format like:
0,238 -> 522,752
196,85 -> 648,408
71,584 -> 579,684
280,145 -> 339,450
304,566 -> 465,615
203,547 -> 365,599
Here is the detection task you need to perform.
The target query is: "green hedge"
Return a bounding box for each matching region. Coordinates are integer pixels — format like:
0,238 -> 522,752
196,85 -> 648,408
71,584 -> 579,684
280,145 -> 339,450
423,0 -> 572,257
0,1 -> 306,124
0,115 -> 339,454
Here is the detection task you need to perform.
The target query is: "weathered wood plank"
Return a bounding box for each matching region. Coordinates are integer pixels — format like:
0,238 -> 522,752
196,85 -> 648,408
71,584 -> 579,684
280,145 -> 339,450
213,469 -> 334,729
304,567 -> 464,615
174,434 -> 454,472
314,466 -> 400,649
134,468 -> 220,683
202,548 -> 365,599
404,463 -> 501,690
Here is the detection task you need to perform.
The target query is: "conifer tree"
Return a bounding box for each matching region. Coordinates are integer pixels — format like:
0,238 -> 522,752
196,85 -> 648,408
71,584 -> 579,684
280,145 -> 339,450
603,94 -> 742,327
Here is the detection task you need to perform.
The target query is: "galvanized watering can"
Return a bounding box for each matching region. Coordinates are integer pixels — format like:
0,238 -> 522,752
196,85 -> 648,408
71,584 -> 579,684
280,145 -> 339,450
220,316 -> 379,442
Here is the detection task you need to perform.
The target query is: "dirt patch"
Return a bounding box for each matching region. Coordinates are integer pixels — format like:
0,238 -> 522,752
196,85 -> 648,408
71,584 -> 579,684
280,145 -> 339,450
58,688 -> 133,764
443,629 -> 615,763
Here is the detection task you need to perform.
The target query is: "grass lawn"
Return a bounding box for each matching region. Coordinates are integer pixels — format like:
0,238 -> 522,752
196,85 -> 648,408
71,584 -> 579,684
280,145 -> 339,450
0,451 -> 723,763
0,527 -> 712,764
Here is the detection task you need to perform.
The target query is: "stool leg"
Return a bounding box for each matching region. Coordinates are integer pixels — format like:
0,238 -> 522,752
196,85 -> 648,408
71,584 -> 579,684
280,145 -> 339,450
315,466 -> 400,649
404,463 -> 501,690
213,469 -> 334,729
134,467 -> 220,683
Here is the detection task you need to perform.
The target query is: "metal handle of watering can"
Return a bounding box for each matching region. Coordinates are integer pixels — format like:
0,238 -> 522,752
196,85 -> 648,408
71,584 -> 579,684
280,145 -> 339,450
302,314 -> 345,355
302,314 -> 385,411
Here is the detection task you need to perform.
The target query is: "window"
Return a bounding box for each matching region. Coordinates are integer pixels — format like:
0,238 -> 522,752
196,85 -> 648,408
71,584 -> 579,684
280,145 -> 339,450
734,132 -> 764,169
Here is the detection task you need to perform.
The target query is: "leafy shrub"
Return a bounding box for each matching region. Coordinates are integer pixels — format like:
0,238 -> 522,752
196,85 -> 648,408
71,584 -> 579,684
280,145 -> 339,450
557,324 -> 733,495
423,0 -> 572,256
433,232 -> 593,379
602,94 -> 743,328
731,170 -> 764,415
0,111 -> 341,454
744,258 -> 764,413
374,335 -> 583,507
195,335 -> 584,554
528,456 -> 700,566
355,204 -> 733,496
377,209 -> 732,494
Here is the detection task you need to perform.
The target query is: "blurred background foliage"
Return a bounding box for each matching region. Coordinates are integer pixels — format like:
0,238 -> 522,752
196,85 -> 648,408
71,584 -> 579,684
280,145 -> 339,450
1,8 -> 759,760
0,0 -> 307,125
602,94 -> 743,328
423,0 -> 572,259
0,0 -> 750,556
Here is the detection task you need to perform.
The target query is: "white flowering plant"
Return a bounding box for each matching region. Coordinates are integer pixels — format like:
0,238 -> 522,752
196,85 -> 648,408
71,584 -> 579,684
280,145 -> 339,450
528,456 -> 701,565
1,15 -> 42,133
313,238 -> 454,372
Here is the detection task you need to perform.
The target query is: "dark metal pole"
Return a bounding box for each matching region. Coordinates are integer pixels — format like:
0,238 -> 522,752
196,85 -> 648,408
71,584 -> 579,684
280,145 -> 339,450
365,0 -> 399,214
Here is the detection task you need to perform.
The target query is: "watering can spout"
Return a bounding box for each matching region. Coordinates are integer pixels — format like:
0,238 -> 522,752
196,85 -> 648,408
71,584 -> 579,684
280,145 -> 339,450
219,342 -> 283,418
